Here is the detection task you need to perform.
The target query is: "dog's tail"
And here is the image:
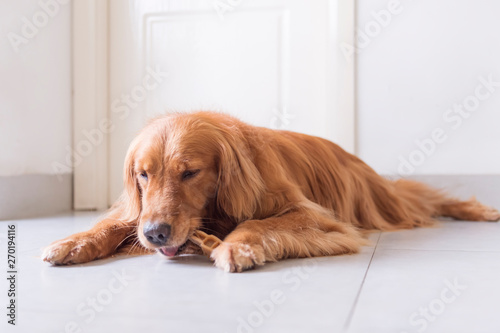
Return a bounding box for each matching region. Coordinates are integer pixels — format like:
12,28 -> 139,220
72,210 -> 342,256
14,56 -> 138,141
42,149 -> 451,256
390,179 -> 500,227
352,175 -> 500,231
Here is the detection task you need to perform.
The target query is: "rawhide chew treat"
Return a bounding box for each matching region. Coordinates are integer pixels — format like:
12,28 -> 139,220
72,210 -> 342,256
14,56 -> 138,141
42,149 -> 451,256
190,230 -> 222,257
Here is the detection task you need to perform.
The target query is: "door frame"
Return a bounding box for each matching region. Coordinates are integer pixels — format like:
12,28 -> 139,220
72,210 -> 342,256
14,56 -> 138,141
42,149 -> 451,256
72,0 -> 357,210
73,0 -> 109,210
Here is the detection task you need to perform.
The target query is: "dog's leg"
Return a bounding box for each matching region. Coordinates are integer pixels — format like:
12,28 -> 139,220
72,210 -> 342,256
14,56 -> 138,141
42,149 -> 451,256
211,209 -> 365,272
42,214 -> 146,265
439,198 -> 500,221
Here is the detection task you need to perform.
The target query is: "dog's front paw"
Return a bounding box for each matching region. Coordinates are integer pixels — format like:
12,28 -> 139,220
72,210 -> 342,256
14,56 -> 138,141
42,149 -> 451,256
211,242 -> 265,273
42,235 -> 98,265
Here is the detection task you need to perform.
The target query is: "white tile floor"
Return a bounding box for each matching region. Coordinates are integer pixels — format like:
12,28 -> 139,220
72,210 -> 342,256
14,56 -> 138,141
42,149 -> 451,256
1,212 -> 500,333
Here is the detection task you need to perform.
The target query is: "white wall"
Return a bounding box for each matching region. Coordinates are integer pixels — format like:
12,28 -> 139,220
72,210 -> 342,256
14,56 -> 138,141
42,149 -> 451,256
357,0 -> 500,176
0,0 -> 71,176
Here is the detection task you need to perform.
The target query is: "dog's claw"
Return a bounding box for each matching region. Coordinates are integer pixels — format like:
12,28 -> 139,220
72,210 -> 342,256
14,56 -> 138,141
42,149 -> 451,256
211,242 -> 265,273
42,236 -> 97,265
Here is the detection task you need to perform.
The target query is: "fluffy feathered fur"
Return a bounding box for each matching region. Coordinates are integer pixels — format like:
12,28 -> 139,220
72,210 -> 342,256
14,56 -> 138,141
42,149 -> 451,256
42,112 -> 500,272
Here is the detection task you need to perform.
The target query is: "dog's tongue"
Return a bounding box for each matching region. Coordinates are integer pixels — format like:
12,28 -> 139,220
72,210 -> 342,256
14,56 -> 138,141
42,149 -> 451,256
159,246 -> 178,257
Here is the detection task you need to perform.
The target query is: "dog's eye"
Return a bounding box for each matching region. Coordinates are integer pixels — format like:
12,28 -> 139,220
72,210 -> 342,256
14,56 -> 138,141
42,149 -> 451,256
182,169 -> 200,181
139,171 -> 148,180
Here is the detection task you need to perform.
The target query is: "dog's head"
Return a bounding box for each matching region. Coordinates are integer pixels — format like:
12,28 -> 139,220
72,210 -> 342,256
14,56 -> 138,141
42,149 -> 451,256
121,112 -> 264,256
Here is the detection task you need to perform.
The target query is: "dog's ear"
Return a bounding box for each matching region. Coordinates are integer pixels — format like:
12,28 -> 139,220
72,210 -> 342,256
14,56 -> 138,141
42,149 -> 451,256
121,137 -> 142,222
216,127 -> 265,221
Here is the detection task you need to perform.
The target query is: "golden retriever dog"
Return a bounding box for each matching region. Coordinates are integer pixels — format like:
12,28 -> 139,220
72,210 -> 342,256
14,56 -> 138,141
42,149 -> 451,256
42,112 -> 500,272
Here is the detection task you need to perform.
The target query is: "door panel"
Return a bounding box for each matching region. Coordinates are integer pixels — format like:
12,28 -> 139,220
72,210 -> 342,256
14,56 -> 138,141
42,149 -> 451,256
108,0 -> 340,204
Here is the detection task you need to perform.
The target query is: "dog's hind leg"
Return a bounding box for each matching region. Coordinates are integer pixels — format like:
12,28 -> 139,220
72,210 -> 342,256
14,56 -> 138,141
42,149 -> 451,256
439,197 -> 500,221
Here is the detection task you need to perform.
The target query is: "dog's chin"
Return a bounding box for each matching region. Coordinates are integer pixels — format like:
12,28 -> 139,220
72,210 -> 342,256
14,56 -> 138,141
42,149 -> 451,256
156,226 -> 205,257
157,239 -> 203,257
157,241 -> 189,257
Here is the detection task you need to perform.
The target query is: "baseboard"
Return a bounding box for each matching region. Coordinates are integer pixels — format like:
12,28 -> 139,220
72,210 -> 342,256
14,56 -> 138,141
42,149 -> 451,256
0,174 -> 72,221
0,174 -> 497,220
384,174 -> 500,209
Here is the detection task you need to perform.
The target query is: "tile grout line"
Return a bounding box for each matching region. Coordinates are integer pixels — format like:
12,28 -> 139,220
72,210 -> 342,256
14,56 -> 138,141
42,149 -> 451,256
343,231 -> 382,332
375,248 -> 500,253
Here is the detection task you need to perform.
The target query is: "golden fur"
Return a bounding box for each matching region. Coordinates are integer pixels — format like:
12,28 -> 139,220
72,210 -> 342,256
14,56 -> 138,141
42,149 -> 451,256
42,112 -> 500,272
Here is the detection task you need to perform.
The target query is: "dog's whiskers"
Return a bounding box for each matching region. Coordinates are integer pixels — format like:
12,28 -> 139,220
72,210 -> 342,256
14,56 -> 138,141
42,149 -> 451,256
114,232 -> 137,251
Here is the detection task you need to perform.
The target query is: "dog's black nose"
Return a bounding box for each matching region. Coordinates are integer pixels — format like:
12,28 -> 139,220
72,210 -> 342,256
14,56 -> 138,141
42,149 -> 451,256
143,222 -> 171,246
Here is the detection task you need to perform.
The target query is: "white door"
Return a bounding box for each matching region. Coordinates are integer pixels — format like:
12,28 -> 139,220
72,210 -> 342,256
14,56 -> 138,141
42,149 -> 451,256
73,0 -> 355,209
